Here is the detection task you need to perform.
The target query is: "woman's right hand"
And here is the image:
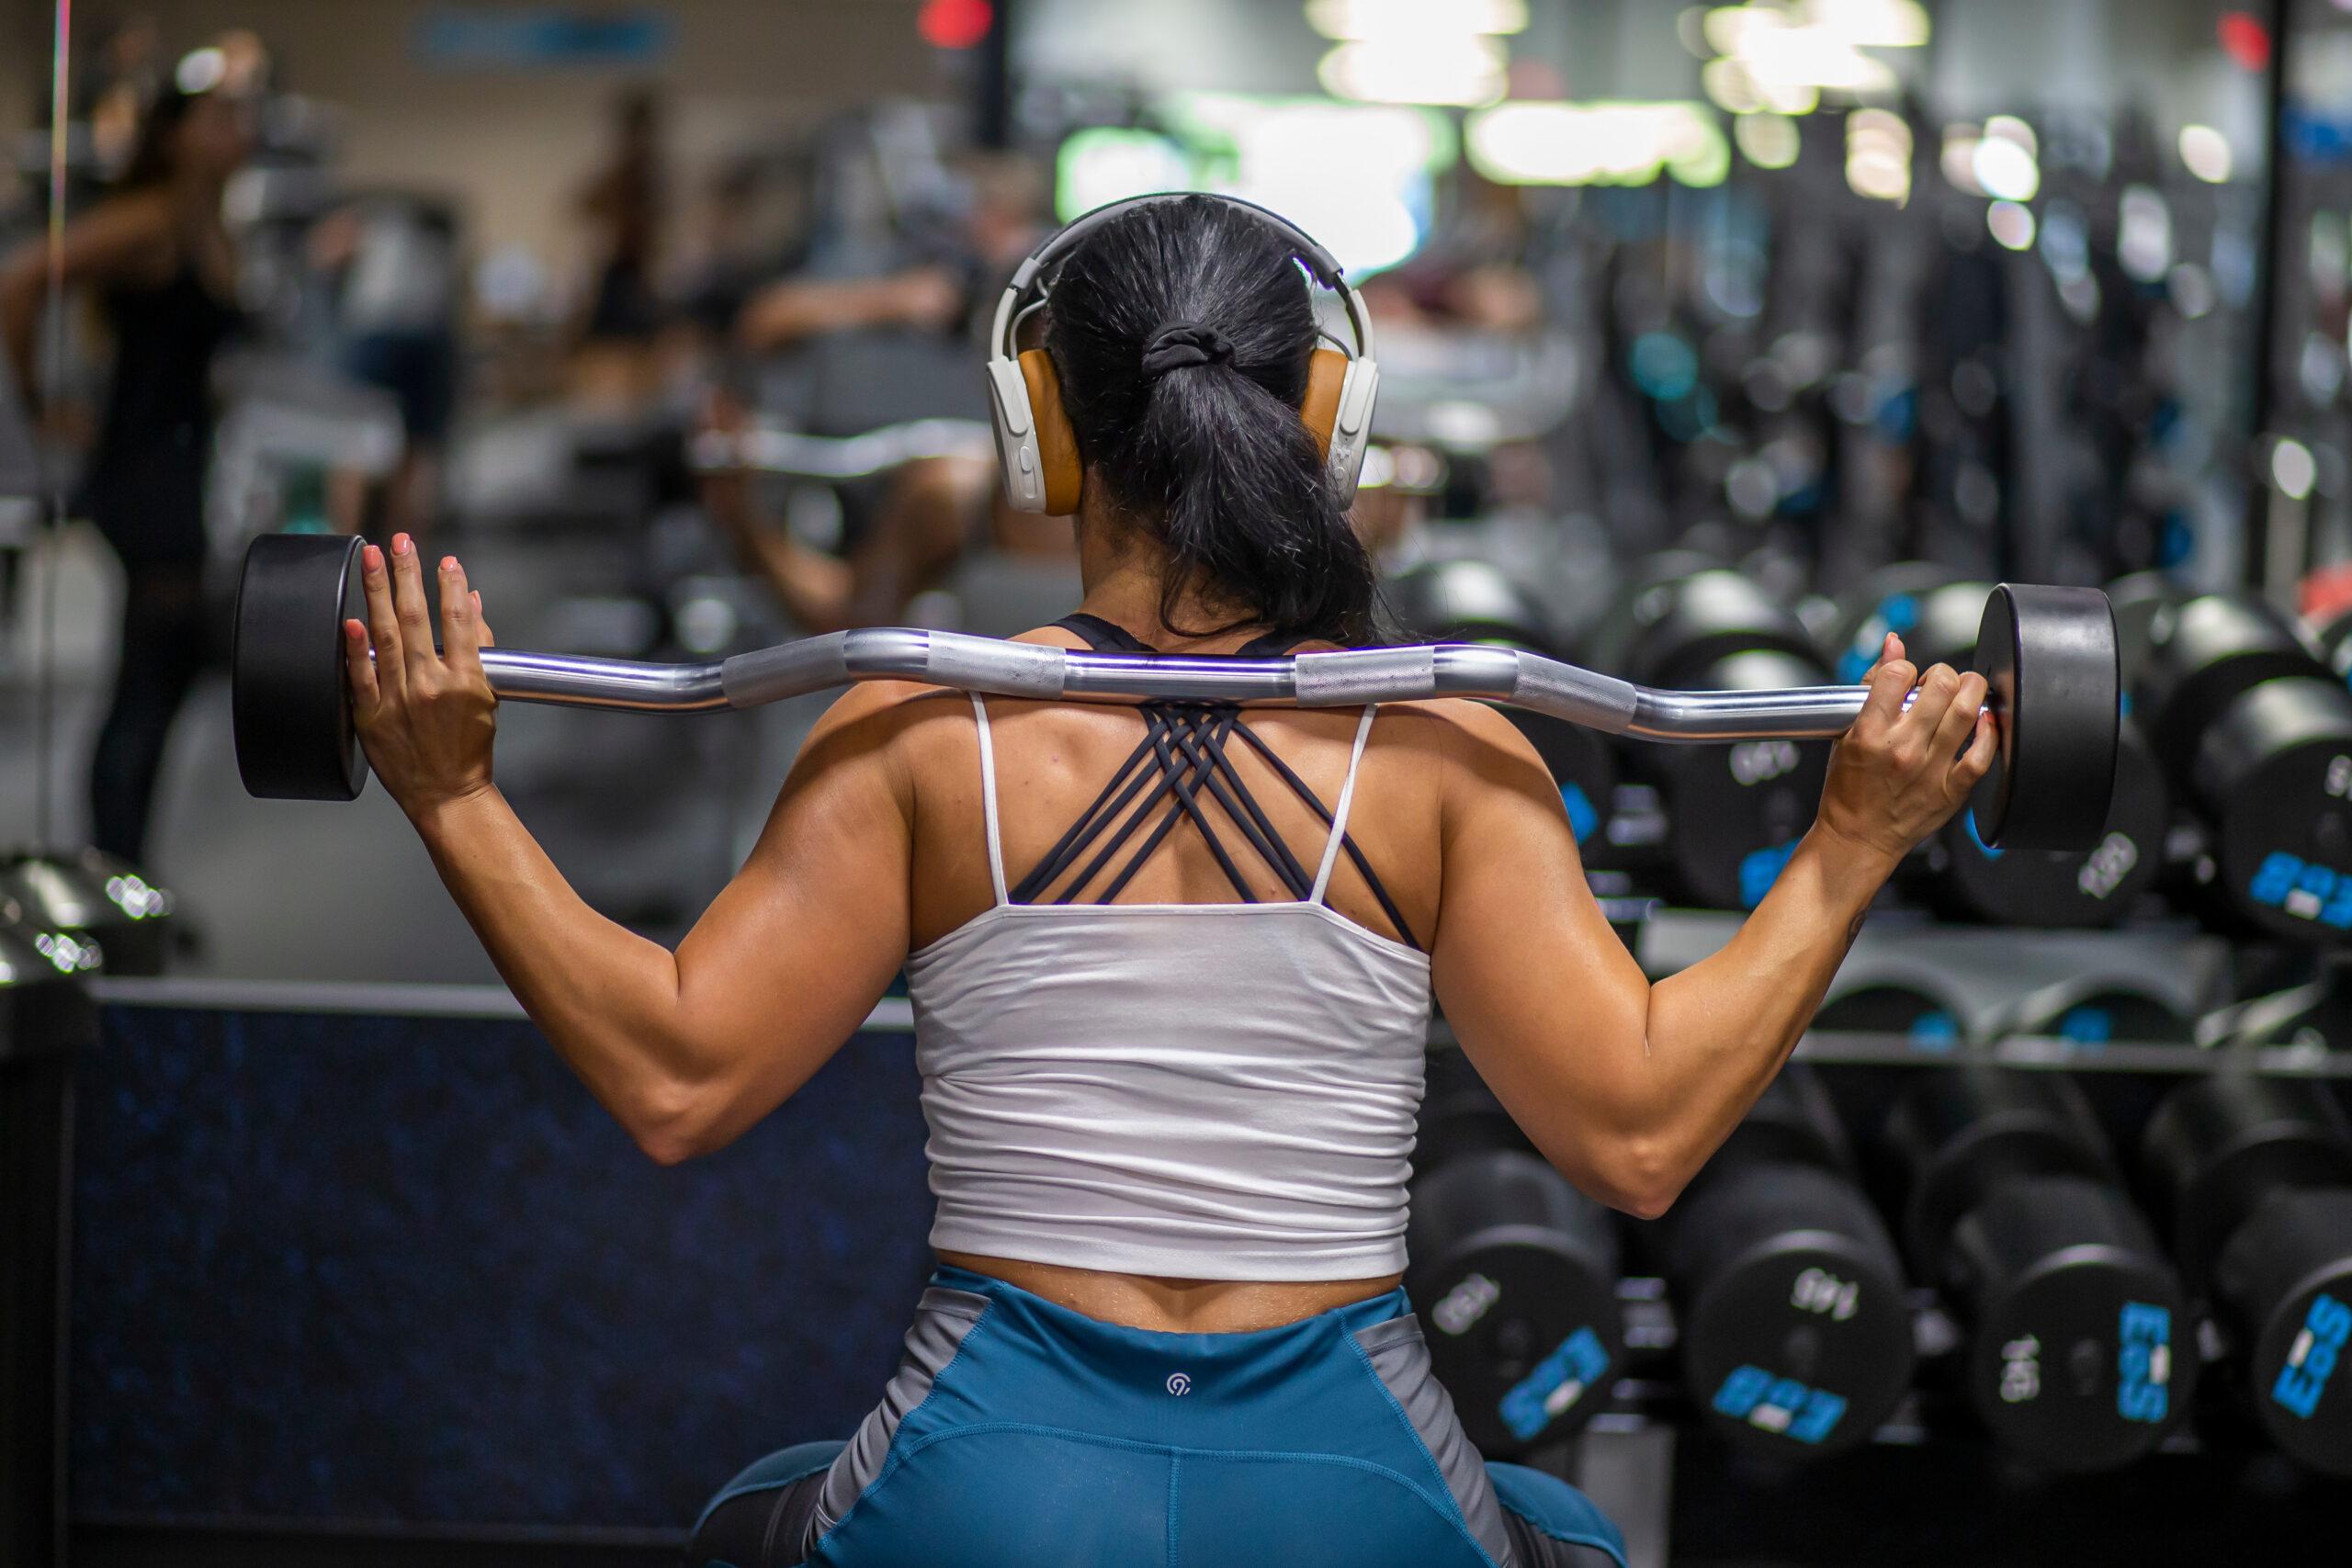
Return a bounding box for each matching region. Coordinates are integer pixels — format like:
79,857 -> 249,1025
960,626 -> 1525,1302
1815,632 -> 1998,867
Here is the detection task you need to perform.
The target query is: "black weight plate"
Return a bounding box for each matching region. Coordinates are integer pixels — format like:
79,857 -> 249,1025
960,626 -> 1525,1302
2230,1190 -> 2352,1476
1668,1166 -> 1915,1460
2136,593 -> 2328,774
1883,1066 -> 2113,1272
2140,1077 -> 2352,1286
1652,649 -> 1833,910
2197,680 -> 2352,944
233,533 -> 369,801
1933,721 -> 2165,927
1971,583 -> 2120,852
1813,979 -> 1970,1051
2003,984 -> 2195,1046
1407,1151 -> 1624,1455
1825,562 -> 1967,682
1626,570 -> 1826,692
1385,558 -> 1556,653
1829,573 -> 1982,683
1952,1179 -> 2194,1472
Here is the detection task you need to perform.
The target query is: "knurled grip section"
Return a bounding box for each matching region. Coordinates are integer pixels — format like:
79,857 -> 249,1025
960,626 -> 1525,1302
1294,647 -> 1439,705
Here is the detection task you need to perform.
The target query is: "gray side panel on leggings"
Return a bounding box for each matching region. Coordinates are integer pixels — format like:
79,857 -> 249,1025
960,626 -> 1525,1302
813,1286 -> 992,1534
1353,1314 -> 1516,1568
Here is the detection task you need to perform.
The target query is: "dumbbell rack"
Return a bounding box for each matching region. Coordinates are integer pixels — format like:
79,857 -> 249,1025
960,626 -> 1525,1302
1442,911 -> 2352,1568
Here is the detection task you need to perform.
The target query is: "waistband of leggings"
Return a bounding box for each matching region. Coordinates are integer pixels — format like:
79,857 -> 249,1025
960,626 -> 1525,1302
927,1263 -> 1414,1353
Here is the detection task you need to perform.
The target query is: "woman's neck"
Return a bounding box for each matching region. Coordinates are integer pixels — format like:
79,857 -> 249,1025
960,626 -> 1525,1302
1072,505 -> 1266,652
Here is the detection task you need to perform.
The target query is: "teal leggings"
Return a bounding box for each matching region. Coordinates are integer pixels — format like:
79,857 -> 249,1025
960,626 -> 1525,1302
690,1267 -> 1624,1568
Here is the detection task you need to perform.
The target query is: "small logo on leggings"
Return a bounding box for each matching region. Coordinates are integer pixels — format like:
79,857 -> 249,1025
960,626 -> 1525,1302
1165,1372 -> 1192,1397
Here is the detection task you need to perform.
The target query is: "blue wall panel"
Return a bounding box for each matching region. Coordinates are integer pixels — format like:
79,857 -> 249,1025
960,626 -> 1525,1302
70,1004 -> 933,1531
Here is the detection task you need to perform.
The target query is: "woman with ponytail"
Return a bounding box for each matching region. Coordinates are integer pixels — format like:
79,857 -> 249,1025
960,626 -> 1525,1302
349,196 -> 1990,1566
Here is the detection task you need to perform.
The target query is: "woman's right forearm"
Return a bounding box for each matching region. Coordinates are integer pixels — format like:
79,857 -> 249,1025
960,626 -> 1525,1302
1629,825 -> 1895,1198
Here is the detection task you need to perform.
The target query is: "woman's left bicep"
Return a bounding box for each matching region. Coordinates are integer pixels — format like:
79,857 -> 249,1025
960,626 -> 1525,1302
667,699 -> 917,1139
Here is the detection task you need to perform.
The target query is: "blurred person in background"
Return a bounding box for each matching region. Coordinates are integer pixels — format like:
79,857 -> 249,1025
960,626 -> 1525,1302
312,192 -> 464,545
571,85 -> 667,400
697,152 -> 1071,631
0,52 -> 254,864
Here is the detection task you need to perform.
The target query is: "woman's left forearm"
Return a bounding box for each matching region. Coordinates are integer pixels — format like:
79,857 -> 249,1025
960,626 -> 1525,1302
410,786 -> 707,1153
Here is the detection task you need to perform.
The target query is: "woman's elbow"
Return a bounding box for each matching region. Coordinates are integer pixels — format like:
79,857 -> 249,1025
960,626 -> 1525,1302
616,1077 -> 733,1166
1589,1133 -> 1688,1222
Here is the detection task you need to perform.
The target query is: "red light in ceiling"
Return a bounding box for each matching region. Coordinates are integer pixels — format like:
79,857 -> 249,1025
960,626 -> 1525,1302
2218,12 -> 2271,72
920,0 -> 993,51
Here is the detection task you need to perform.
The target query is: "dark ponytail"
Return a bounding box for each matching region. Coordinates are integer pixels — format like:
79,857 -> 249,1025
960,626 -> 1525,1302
1045,196 -> 1380,646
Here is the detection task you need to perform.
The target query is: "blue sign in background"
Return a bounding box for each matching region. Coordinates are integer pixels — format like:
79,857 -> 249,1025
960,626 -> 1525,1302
72,1003 -> 933,1531
414,7 -> 677,69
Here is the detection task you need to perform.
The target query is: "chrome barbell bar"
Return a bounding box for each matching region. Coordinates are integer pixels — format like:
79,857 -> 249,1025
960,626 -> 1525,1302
473,628 -> 1971,744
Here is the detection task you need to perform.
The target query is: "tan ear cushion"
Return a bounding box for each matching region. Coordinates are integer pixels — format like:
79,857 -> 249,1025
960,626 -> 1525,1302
1302,347 -> 1349,461
1018,348 -> 1085,516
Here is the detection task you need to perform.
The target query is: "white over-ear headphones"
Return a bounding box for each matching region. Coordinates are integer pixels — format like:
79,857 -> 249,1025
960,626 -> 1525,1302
982,193 -> 1381,517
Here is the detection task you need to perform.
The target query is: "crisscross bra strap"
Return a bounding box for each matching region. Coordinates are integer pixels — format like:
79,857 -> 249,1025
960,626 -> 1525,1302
966,615 -> 1419,950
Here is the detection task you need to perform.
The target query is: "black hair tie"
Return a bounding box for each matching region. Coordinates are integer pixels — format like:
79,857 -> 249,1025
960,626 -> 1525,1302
1140,321 -> 1232,380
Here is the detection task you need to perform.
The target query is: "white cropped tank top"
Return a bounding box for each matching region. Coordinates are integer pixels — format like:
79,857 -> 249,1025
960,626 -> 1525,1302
906,694 -> 1434,1280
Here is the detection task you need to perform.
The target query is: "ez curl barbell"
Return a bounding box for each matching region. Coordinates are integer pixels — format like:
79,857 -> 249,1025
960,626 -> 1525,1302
230,534 -> 2122,852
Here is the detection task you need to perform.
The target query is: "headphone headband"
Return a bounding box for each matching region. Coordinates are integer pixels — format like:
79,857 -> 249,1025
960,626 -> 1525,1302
990,193 -> 1374,364
980,191 -> 1381,515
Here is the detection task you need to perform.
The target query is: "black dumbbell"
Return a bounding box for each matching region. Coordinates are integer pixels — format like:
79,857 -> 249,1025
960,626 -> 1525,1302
1825,563 -> 1970,685
1834,577 -> 2166,929
1883,1067 -> 2195,1468
1986,974 -> 2197,1046
1814,972 -> 1973,1051
2142,1077 -> 2352,1475
1385,559 -> 1618,852
1603,570 -> 1838,910
1407,1063 -> 1626,1456
2135,594 -> 2352,942
1652,1066 -> 1917,1458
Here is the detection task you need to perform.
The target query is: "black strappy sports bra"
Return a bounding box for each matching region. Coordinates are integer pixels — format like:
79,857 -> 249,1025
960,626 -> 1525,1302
1002,615 -> 1419,952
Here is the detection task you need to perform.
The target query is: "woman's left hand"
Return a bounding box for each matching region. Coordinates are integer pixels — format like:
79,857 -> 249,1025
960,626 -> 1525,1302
344,534 -> 499,819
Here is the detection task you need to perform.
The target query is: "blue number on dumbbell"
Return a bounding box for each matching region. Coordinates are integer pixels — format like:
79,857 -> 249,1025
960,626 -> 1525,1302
1713,1363 -> 1773,1420
2117,1301 -> 2172,1424
2270,1292 -> 2350,1421
2249,852 -> 2302,908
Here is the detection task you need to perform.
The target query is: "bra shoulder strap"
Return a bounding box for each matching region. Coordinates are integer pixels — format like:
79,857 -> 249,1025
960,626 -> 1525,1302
1310,705 -> 1379,904
969,694 -> 1008,905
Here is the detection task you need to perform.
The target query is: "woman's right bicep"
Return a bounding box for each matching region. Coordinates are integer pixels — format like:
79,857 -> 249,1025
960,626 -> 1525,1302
1428,705 -> 1657,1200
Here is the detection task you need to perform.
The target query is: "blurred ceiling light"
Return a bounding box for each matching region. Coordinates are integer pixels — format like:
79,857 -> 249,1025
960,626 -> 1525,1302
1972,136 -> 2039,202
1741,26 -> 1898,94
1736,112 -> 1802,169
1940,126 -> 1984,194
1700,2 -> 1922,106
1056,128 -> 1192,220
1679,6 -> 1713,56
175,47 -> 229,95
1702,56 -> 1819,116
2178,124 -> 2233,183
1467,100 -> 1728,188
2274,436 -> 2318,501
2120,185 -> 2173,282
1807,0 -> 1930,47
1846,107 -> 1912,203
1986,200 -> 2036,251
1983,114 -> 2037,157
1320,36 -> 1508,106
1306,0 -> 1527,40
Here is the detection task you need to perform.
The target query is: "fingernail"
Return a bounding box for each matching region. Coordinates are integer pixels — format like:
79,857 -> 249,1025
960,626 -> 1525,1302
364,545 -> 383,571
441,556 -> 458,573
345,620 -> 363,640
394,534 -> 411,556
471,591 -> 482,608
